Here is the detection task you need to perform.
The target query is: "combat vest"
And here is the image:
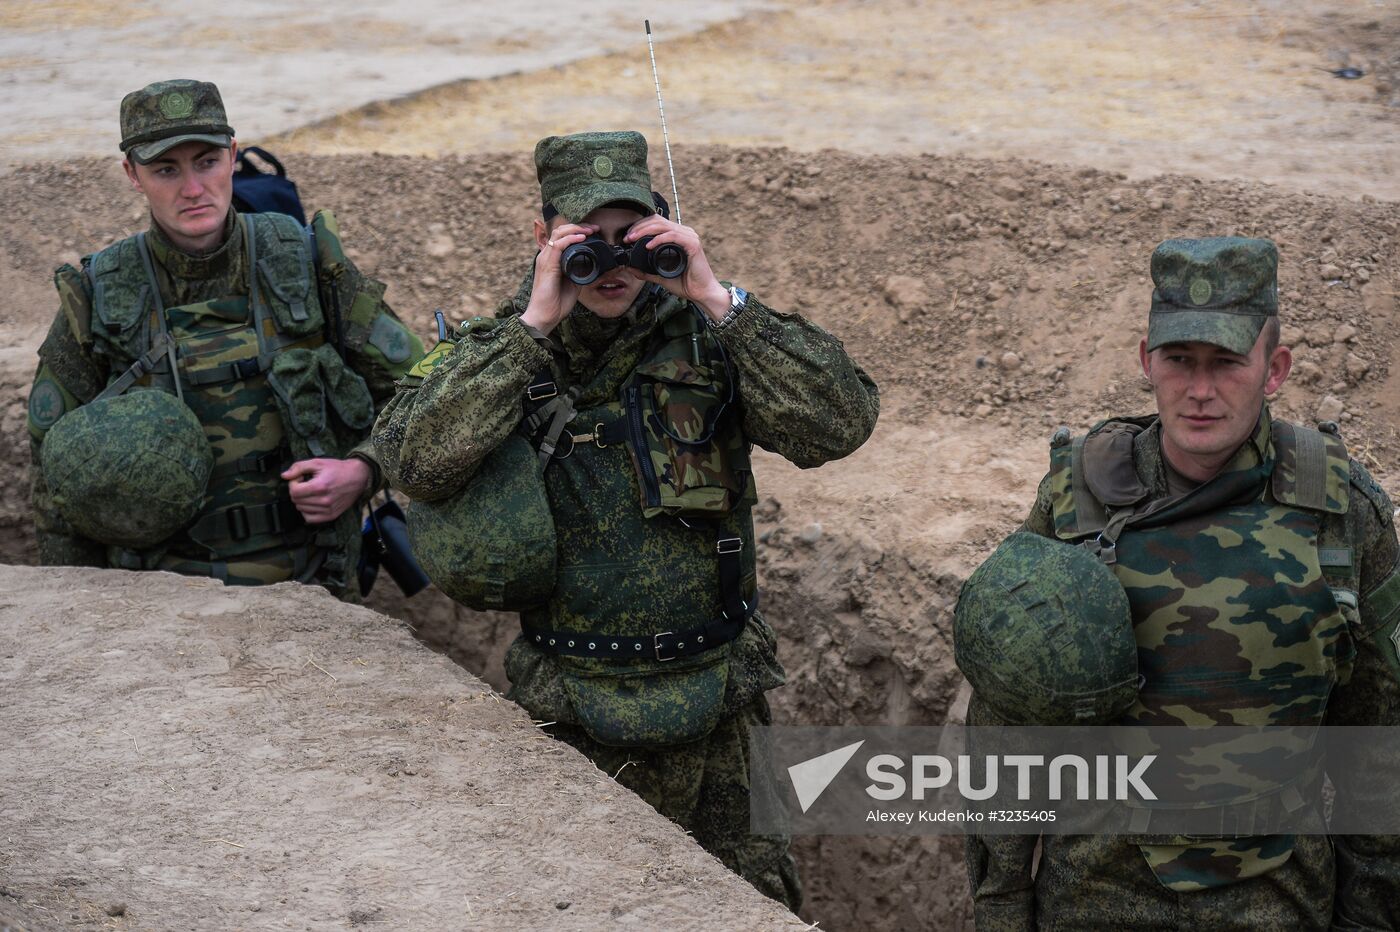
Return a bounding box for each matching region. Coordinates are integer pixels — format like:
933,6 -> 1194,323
84,211 -> 373,588
1047,409 -> 1356,890
507,290 -> 759,746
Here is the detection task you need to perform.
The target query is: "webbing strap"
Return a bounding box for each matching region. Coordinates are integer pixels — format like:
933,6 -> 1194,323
535,396 -> 576,467
715,526 -> 747,622
210,448 -> 288,481
92,331 -> 176,402
185,499 -> 302,549
243,216 -> 278,366
181,353 -> 275,387
133,232 -> 184,405
1291,424 -> 1329,511
521,367 -> 579,467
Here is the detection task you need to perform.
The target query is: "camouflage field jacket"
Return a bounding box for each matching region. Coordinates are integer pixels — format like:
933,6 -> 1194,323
374,280 -> 879,732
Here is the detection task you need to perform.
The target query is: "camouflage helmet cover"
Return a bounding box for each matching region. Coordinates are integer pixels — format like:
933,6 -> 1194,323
408,432 -> 557,612
40,389 -> 213,550
534,131 -> 656,223
954,532 -> 1139,725
120,79 -> 234,164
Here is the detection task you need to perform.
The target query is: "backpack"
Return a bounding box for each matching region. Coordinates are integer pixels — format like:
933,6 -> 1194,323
231,146 -> 307,225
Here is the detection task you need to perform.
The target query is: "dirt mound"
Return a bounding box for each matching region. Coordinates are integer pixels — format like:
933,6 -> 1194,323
0,565 -> 805,931
2,144 -> 1397,930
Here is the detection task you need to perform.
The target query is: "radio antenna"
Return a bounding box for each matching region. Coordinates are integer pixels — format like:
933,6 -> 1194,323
644,20 -> 682,224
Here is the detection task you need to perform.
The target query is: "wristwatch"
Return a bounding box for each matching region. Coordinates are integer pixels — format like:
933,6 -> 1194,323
711,283 -> 748,331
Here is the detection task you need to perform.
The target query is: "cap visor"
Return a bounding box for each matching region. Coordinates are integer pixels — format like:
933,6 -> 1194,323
1147,309 -> 1266,356
130,133 -> 231,164
552,182 -> 655,224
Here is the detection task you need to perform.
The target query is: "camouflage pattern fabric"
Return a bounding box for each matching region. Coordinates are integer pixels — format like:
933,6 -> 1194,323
534,131 -> 656,223
544,694 -> 803,912
965,407 -> 1400,930
1147,238 -> 1278,356
40,389 -> 212,550
119,78 -> 233,164
407,431 -> 558,612
374,271 -> 879,905
625,306 -> 754,518
28,208 -> 423,595
954,531 -> 1137,725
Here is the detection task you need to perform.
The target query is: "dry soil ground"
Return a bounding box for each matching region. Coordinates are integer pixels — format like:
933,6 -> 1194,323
0,565 -> 805,932
3,0 -> 1399,929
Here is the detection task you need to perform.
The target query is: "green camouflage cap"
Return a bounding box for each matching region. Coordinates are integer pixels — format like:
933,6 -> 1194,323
1147,237 -> 1279,356
119,79 -> 234,164
535,131 -> 656,224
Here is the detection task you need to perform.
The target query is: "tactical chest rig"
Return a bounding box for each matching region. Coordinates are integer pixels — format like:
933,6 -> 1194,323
411,292 -> 759,747
520,295 -> 756,642
1048,413 -> 1356,888
85,211 -> 373,587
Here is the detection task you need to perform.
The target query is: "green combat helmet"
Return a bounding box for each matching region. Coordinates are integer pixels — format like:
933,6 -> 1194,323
41,390 -> 213,550
954,532 -> 1139,725
408,433 -> 557,611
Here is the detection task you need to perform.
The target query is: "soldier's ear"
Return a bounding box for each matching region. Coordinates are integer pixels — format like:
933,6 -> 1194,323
533,218 -> 550,250
122,158 -> 143,193
1138,338 -> 1152,380
1264,344 -> 1292,396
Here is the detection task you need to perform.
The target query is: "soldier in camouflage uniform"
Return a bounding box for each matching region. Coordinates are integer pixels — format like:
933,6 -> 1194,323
373,131 -> 879,911
963,238 -> 1400,930
27,79 -> 424,595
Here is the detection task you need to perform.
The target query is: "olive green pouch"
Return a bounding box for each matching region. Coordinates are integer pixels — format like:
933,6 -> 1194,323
560,652 -> 730,748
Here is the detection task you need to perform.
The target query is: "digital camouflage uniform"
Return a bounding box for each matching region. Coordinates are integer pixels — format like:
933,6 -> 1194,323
964,239 -> 1400,931
28,80 -> 424,596
373,132 -> 880,912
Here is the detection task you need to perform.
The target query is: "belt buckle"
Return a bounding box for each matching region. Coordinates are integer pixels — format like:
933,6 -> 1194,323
716,537 -> 743,555
654,631 -> 676,662
227,504 -> 250,541
526,381 -> 558,402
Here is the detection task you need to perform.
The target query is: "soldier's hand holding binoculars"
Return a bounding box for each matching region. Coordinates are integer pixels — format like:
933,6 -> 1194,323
622,215 -> 731,323
522,221 -> 598,334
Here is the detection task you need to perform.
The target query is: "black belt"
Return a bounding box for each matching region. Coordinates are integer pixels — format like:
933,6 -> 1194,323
523,592 -> 758,662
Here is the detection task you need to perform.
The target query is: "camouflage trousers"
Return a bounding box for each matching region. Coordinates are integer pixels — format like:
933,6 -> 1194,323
544,694 -> 803,913
968,833 -> 1336,931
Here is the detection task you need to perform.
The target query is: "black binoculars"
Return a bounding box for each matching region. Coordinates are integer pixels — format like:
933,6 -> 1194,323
560,235 -> 687,285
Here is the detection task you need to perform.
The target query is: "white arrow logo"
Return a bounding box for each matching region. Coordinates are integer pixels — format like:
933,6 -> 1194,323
787,740 -> 866,813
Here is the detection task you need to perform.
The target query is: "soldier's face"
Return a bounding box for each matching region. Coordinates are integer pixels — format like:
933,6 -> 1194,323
550,206 -> 648,318
123,140 -> 236,254
1140,328 -> 1292,481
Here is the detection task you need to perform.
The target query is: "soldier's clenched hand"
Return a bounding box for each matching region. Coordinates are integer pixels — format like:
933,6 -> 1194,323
282,457 -> 372,524
623,215 -> 731,324
521,221 -> 597,335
